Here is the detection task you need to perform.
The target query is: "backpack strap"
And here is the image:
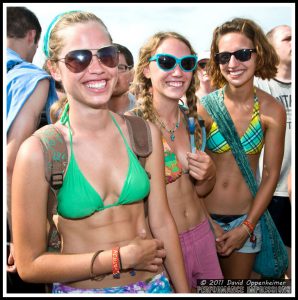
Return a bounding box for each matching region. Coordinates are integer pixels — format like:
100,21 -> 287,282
122,114 -> 152,171
33,124 -> 68,252
33,124 -> 68,189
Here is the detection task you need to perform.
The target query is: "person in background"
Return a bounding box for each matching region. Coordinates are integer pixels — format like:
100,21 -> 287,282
6,6 -> 57,293
197,18 -> 286,279
108,43 -> 136,114
11,11 -> 189,294
195,50 -> 216,110
130,31 -> 223,291
254,24 -> 292,279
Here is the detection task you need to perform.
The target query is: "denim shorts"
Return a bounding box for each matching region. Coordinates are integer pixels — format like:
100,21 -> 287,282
52,272 -> 173,294
210,213 -> 262,253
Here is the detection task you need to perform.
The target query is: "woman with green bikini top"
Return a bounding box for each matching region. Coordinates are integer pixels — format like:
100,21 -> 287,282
11,11 -> 189,293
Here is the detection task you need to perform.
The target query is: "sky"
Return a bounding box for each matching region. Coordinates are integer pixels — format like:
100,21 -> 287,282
3,2 -> 294,68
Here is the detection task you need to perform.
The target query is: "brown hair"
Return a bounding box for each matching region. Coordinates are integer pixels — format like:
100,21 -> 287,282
46,11 -> 112,122
130,31 -> 202,148
208,18 -> 279,88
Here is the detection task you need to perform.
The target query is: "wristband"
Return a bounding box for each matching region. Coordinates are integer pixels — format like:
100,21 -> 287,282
112,247 -> 120,279
242,220 -> 255,234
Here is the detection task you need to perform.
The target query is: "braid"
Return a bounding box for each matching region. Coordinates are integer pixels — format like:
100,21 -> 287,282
186,77 -> 202,149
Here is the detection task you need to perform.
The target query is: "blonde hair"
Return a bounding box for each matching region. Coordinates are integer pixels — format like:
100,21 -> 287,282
208,18 -> 279,88
45,11 -> 112,122
131,31 -> 202,148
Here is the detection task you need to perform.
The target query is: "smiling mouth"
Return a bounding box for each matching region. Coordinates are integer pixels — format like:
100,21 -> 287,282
229,70 -> 244,76
86,80 -> 107,89
167,81 -> 183,87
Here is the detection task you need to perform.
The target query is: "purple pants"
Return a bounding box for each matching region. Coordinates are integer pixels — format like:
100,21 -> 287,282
179,218 -> 223,289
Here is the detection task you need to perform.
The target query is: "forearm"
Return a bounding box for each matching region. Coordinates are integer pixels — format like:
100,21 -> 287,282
195,175 -> 216,197
246,171 -> 280,226
151,219 -> 189,293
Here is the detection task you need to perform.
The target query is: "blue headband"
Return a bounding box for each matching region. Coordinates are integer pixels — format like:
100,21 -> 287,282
43,10 -> 82,58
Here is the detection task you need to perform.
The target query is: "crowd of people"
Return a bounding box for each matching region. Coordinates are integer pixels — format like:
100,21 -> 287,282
6,7 -> 292,295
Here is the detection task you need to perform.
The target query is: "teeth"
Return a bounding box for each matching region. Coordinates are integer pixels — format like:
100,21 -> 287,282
168,81 -> 183,87
86,81 -> 106,89
229,70 -> 243,76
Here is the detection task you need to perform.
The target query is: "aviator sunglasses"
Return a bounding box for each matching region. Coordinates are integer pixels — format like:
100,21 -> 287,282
55,45 -> 119,73
149,53 -> 198,72
215,48 -> 256,65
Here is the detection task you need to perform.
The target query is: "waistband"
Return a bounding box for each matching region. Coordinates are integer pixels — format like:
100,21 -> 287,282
179,218 -> 210,241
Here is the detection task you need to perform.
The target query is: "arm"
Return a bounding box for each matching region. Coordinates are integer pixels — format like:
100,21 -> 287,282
245,93 -> 286,227
186,150 -> 216,196
191,107 -> 217,196
12,136 -> 166,283
7,79 -> 50,273
145,123 -> 189,293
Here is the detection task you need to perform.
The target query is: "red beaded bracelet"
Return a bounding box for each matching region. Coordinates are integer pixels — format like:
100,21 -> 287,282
112,247 -> 120,279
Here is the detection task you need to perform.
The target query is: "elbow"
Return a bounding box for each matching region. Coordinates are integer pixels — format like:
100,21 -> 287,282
17,265 -> 37,283
15,259 -> 43,283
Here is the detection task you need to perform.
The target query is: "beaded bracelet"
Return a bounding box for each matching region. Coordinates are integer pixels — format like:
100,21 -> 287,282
90,250 -> 105,281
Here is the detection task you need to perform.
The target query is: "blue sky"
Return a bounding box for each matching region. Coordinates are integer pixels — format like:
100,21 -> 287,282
4,3 -> 294,68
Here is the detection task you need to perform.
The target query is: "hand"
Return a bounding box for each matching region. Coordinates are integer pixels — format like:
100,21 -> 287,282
215,225 -> 250,256
186,150 -> 216,181
7,243 -> 17,273
121,229 -> 166,272
211,221 -> 226,253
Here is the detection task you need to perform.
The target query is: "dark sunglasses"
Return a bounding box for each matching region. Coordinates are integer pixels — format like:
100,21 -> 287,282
149,53 -> 198,72
118,64 -> 133,73
215,48 -> 256,65
198,61 -> 208,69
55,45 -> 119,73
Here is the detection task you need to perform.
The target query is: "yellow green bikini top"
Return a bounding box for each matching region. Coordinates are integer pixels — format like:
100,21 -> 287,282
206,91 -> 264,154
57,104 -> 150,219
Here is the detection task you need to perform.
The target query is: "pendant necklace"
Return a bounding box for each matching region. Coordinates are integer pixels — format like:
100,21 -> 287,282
154,107 -> 180,141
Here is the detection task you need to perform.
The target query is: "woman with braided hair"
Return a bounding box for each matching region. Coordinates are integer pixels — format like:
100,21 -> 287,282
129,31 -> 223,291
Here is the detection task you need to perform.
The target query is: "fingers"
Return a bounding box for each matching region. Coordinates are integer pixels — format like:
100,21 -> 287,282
187,151 -> 215,180
154,238 -> 164,250
156,248 -> 166,259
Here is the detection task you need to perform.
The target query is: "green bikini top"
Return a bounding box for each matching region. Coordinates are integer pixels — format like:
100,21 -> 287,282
57,104 -> 150,219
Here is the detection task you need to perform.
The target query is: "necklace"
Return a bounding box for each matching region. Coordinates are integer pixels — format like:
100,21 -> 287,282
154,107 -> 180,141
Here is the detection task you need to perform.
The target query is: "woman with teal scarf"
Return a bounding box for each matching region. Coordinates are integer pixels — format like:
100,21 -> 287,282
197,18 -> 286,279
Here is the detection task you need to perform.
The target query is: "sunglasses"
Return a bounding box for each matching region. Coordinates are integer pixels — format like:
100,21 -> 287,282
118,64 -> 133,73
149,53 -> 198,72
215,48 -> 256,65
198,61 -> 208,69
55,45 -> 119,73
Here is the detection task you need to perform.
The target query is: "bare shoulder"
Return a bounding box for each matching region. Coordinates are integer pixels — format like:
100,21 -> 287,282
256,87 -> 286,118
147,120 -> 162,141
197,103 -> 213,129
15,135 -> 45,169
